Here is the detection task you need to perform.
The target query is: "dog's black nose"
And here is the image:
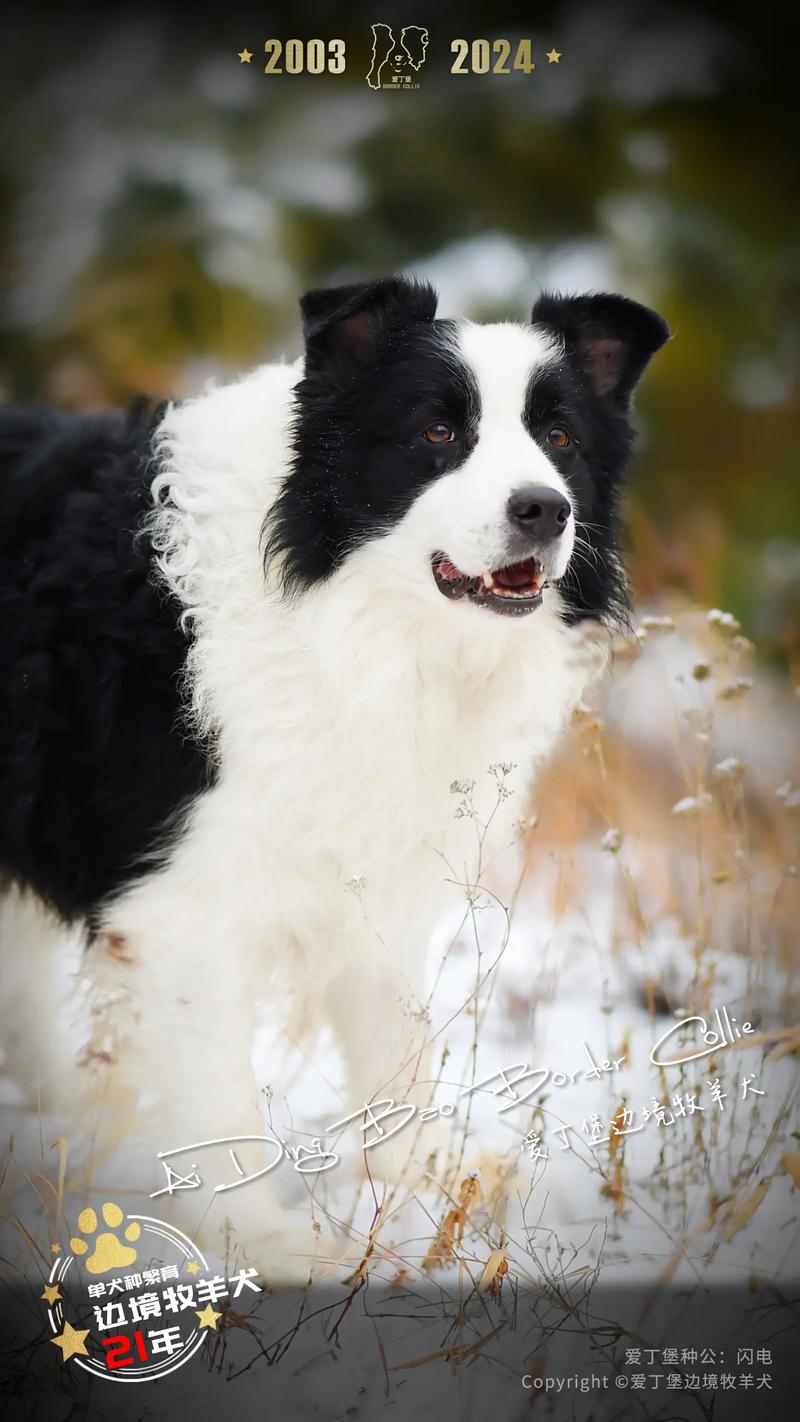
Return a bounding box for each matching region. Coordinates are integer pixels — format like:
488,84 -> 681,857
507,484 -> 571,539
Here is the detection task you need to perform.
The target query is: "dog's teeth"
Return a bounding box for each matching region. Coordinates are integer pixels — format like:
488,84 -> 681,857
482,573 -> 494,589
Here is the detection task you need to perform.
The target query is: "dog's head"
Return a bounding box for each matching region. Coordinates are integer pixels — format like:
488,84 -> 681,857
267,276 -> 668,625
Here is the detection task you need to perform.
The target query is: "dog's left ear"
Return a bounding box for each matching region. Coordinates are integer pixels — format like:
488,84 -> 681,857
532,292 -> 670,403
301,276 -> 438,371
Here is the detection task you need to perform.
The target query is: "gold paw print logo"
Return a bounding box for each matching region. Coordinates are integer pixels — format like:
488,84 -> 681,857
70,1203 -> 141,1275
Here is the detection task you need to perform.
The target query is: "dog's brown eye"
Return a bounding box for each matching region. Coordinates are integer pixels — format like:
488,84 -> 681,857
424,422 -> 455,444
547,426 -> 570,449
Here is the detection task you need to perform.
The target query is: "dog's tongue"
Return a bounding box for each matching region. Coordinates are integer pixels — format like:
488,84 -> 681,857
493,558 -> 539,590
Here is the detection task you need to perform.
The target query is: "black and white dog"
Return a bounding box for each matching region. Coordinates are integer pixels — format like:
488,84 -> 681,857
0,278 -> 668,1263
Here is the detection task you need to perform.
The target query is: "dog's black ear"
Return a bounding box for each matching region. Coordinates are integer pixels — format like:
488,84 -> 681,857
532,292 -> 669,403
300,277 -> 438,369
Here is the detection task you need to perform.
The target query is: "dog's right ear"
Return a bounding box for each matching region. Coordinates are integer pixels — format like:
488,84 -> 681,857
300,277 -> 438,370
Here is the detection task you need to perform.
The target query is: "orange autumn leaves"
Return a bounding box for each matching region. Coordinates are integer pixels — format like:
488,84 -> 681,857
424,1174 -> 482,1272
423,1174 -> 510,1299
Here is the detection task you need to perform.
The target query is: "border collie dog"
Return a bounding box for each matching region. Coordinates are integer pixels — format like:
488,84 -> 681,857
0,278 -> 667,1263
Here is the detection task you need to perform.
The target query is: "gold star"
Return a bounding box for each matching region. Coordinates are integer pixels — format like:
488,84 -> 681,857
41,1283 -> 62,1305
50,1243 -> 60,1254
51,1320 -> 90,1362
196,1302 -> 223,1330
237,48 -> 252,64
186,1260 -> 200,1275
546,48 -> 562,64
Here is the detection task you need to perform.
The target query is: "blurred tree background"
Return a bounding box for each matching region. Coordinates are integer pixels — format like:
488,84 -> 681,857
1,1 -> 798,664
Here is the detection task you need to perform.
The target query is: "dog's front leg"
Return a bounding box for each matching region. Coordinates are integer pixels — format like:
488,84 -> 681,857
80,891 -> 334,1280
325,944 -> 449,1183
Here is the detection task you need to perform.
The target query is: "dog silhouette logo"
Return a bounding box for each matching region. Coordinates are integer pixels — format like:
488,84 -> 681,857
366,24 -> 429,89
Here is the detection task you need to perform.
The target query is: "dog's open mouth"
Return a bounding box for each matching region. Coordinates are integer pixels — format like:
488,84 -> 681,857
432,553 -> 545,616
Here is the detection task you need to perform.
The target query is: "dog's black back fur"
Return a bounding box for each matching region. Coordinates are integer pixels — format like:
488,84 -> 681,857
0,402 -> 211,922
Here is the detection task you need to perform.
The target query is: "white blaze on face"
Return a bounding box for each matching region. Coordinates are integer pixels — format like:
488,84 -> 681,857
401,321 -> 576,583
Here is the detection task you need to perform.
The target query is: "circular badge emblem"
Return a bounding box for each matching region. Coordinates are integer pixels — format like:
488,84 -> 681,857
43,1202 -> 261,1382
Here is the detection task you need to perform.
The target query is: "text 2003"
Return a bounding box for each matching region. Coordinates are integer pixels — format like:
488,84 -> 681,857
264,39 -> 346,74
